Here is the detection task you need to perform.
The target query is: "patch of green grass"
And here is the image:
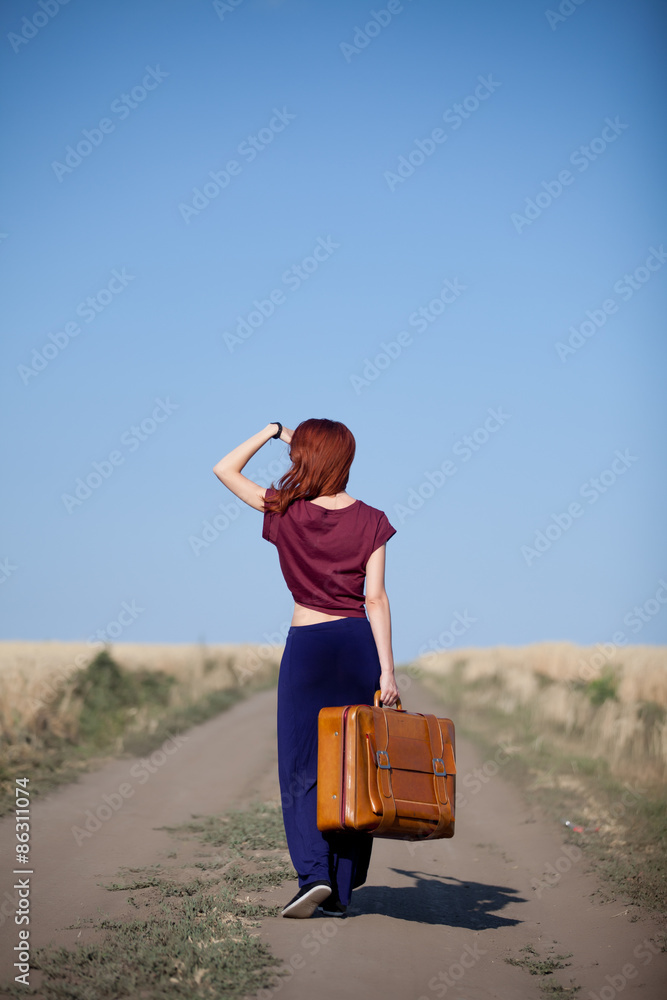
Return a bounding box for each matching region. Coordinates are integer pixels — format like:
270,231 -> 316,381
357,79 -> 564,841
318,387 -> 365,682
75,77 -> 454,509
103,876 -> 164,891
178,800 -> 288,853
637,701 -> 666,727
0,800 -> 294,999
0,750 -> 88,815
121,686 -> 249,758
536,673 -> 556,689
505,944 -> 580,997
505,944 -> 572,975
585,665 -> 619,707
104,875 -> 214,896
25,894 -> 280,1000
69,649 -> 176,746
223,860 -> 295,893
540,982 -> 581,997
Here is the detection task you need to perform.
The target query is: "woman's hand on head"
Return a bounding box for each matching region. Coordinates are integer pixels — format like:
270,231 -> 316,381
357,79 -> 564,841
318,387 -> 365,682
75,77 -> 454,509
380,671 -> 399,707
281,426 -> 293,444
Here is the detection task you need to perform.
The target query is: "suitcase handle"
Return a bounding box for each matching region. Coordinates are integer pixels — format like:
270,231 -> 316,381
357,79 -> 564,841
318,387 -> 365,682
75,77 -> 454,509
374,690 -> 404,711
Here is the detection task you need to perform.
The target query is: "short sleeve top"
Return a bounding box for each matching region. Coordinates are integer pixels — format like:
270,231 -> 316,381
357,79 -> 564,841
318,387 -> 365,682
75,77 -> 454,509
262,488 -> 396,618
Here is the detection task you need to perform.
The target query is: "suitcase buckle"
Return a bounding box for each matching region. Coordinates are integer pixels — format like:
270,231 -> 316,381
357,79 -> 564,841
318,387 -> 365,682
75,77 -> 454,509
376,750 -> 391,770
432,757 -> 447,776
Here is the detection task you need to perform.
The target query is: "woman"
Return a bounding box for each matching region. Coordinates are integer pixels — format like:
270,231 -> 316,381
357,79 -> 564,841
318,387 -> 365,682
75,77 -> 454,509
213,418 -> 398,919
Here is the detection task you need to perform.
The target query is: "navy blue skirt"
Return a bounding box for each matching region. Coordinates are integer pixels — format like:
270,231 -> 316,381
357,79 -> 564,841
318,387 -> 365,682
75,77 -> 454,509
277,616 -> 382,905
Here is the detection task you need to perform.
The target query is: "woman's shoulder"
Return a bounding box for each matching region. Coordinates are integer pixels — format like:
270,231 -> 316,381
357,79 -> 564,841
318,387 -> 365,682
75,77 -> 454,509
354,498 -> 392,522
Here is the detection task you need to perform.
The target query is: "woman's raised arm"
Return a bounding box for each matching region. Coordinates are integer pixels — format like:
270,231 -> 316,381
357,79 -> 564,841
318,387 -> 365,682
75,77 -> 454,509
213,423 -> 292,511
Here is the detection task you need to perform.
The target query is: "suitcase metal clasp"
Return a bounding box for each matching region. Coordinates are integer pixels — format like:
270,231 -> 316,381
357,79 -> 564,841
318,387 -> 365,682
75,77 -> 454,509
432,757 -> 447,776
376,750 -> 391,770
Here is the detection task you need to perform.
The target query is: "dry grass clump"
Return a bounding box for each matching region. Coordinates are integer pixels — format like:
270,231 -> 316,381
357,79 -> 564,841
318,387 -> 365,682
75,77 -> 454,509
416,641 -> 667,782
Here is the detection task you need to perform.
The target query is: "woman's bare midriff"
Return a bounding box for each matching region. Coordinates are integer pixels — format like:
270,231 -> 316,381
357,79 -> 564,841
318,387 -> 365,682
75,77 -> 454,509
291,602 -> 348,626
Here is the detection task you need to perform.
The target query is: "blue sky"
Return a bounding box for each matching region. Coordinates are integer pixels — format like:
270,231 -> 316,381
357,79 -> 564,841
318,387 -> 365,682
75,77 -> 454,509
1,0 -> 666,663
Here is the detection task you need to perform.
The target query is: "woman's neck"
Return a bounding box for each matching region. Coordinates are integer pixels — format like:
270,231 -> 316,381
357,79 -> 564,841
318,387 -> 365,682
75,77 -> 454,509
309,491 -> 355,509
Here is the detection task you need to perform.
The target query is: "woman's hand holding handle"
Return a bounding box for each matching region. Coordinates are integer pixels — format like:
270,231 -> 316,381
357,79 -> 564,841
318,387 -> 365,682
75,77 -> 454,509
380,670 -> 399,707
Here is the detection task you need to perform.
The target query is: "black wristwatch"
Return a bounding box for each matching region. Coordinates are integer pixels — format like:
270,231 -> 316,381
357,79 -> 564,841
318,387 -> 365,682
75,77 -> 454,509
271,422 -> 283,440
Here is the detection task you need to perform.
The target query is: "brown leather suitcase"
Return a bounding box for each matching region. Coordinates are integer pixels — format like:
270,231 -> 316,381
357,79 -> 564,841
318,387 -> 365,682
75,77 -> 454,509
317,692 -> 455,841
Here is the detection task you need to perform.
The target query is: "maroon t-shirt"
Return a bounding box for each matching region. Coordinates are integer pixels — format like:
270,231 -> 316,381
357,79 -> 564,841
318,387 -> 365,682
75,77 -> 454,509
262,487 -> 396,618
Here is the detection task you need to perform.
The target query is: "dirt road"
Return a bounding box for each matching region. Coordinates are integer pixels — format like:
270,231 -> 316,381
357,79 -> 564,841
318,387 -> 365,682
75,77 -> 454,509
1,681 -> 665,998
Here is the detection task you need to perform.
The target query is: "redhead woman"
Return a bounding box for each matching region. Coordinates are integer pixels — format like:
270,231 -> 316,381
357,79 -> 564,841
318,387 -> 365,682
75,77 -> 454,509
213,419 -> 398,919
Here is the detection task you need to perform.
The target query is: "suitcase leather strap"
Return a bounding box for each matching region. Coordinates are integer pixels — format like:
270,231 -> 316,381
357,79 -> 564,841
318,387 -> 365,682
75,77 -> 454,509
371,708 -> 397,834
424,713 -> 452,839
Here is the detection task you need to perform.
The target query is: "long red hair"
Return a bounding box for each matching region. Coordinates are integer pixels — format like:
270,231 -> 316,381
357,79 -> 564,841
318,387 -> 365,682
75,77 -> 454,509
263,418 -> 356,515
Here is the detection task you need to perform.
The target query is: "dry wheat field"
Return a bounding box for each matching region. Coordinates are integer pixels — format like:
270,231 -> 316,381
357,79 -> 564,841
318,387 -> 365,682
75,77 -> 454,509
1,638 -> 666,784
415,640 -> 667,782
0,639 -> 280,746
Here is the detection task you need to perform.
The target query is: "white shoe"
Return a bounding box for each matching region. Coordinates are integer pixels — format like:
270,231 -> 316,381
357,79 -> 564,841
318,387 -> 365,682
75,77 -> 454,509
281,881 -> 332,919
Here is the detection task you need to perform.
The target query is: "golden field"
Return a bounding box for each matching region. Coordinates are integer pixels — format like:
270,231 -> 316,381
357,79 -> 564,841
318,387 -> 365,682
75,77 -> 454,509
1,638 -> 665,783
414,640 -> 667,782
0,639 -> 280,745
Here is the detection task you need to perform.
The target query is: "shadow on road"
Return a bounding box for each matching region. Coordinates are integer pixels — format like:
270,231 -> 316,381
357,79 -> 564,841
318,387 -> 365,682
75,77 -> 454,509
351,869 -> 526,928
